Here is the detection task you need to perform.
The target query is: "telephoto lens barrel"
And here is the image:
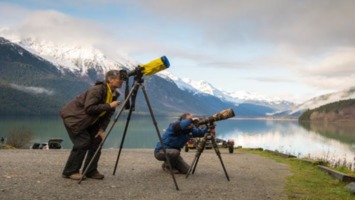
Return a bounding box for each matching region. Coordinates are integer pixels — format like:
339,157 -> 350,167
198,108 -> 235,125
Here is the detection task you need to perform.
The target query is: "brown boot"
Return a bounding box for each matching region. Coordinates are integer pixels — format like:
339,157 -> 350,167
87,170 -> 105,179
161,163 -> 180,174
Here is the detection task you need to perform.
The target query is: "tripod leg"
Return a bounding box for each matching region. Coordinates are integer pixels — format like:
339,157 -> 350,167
140,83 -> 179,191
211,136 -> 230,181
192,137 -> 207,174
112,103 -> 135,175
78,85 -> 134,184
186,157 -> 197,178
186,137 -> 206,178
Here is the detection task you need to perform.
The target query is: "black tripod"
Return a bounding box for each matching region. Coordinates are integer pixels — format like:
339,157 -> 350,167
186,123 -> 230,181
79,74 -> 179,190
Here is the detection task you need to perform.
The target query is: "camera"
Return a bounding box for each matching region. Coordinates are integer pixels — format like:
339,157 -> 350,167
119,69 -> 128,81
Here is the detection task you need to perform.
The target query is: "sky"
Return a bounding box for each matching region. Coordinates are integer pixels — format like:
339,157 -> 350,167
0,0 -> 354,103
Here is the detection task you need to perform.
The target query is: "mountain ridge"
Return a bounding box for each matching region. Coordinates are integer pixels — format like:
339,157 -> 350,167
0,36 -> 275,116
10,36 -> 294,110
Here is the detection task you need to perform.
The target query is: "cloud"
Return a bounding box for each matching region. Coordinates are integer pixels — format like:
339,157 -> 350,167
201,61 -> 256,69
10,84 -> 54,95
127,0 -> 355,93
3,1 -> 354,57
302,47 -> 355,77
0,2 -> 123,48
243,77 -> 295,83
1,1 -> 354,100
135,2 -> 355,65
0,4 -> 134,61
135,0 -> 355,50
18,10 -> 111,46
301,75 -> 355,91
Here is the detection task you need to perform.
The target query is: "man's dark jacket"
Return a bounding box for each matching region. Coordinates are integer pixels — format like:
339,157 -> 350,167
60,82 -> 119,135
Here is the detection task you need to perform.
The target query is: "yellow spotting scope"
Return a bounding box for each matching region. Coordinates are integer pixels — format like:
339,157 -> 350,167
128,56 -> 170,77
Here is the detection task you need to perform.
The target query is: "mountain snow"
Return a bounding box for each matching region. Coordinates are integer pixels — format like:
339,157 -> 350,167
159,71 -> 293,111
18,37 -> 137,75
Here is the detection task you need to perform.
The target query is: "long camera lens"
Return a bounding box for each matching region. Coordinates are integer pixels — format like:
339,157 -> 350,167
198,108 -> 235,125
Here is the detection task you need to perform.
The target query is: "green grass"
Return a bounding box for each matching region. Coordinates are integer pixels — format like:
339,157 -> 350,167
0,144 -> 16,149
240,148 -> 354,200
335,166 -> 355,177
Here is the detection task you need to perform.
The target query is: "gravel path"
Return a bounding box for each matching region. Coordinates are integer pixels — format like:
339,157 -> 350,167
0,149 -> 291,200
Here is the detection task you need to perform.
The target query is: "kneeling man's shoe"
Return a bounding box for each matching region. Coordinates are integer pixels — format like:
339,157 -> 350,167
161,163 -> 180,174
87,170 -> 105,179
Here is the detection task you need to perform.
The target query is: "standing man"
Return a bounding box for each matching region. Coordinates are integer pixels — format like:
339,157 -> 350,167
60,70 -> 125,180
154,113 -> 208,174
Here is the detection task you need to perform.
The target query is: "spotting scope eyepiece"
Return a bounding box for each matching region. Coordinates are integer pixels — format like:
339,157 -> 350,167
197,108 -> 235,126
128,56 -> 170,77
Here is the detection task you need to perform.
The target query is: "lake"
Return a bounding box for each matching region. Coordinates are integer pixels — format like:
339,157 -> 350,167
1,115 -> 354,165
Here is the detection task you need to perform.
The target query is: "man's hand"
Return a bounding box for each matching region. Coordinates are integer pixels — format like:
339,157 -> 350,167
110,100 -> 120,108
95,129 -> 105,140
192,117 -> 200,123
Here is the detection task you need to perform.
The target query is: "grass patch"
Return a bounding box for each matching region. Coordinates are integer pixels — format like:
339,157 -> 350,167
335,166 -> 355,177
240,148 -> 353,200
0,144 -> 16,149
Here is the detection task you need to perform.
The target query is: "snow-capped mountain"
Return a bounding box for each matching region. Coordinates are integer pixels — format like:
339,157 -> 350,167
160,71 -> 294,111
12,37 -> 137,77
3,34 -> 294,113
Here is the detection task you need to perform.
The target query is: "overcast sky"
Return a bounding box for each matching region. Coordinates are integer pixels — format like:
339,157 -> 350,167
0,0 -> 354,103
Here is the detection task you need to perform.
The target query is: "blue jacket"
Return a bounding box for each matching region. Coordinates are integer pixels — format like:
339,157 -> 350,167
154,119 -> 208,153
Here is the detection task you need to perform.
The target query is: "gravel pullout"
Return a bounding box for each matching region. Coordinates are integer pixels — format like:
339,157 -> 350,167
0,149 -> 291,200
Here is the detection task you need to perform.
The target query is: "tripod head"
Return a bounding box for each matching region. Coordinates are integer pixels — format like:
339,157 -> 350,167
124,74 -> 142,111
122,56 -> 170,110
206,122 -> 216,136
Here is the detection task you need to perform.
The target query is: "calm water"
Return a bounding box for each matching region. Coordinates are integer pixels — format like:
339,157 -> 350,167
1,115 -> 354,163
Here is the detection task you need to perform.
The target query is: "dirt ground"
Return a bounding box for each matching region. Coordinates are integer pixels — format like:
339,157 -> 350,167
0,149 -> 291,200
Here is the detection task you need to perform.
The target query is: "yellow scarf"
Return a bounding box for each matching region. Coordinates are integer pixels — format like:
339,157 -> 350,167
93,83 -> 114,124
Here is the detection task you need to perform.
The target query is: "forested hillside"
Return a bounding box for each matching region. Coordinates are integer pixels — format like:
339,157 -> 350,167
0,38 -> 90,115
299,99 -> 355,122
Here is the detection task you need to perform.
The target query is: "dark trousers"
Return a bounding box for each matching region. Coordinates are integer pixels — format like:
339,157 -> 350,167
62,124 -> 102,176
155,149 -> 190,174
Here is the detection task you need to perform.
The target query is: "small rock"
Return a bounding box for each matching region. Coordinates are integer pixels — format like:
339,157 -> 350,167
345,182 -> 355,194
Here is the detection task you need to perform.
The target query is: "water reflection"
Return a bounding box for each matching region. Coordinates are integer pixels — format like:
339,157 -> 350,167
299,121 -> 355,145
0,115 -> 175,149
219,119 -> 355,163
1,116 -> 354,164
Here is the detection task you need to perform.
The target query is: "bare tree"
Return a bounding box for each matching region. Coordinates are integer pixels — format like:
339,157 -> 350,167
7,128 -> 35,149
